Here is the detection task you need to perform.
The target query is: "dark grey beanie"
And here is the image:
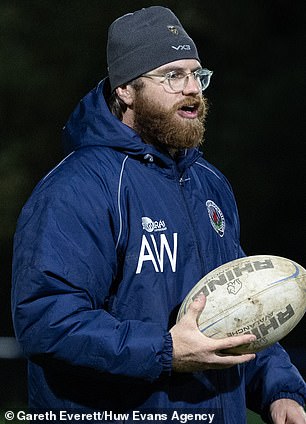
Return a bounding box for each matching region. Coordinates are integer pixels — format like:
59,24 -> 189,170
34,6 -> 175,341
107,6 -> 200,91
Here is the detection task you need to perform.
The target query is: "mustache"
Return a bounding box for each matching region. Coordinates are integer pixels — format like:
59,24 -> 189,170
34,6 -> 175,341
172,96 -> 207,122
173,96 -> 203,109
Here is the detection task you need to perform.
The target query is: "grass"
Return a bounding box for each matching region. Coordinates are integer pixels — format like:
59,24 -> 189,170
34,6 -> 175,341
247,409 -> 265,423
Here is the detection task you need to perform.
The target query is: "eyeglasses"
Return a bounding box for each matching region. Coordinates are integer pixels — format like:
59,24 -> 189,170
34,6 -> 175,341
141,68 -> 213,93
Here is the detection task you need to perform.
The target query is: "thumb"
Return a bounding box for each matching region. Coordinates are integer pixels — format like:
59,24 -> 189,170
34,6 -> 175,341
185,292 -> 206,324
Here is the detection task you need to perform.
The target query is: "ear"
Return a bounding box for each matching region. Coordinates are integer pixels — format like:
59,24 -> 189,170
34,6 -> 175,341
116,85 -> 135,106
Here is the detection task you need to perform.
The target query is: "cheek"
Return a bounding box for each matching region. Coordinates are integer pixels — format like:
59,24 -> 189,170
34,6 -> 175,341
142,85 -> 179,111
159,93 -> 181,111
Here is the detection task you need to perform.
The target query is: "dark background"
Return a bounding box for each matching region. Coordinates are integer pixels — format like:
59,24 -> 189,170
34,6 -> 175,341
1,0 -> 305,412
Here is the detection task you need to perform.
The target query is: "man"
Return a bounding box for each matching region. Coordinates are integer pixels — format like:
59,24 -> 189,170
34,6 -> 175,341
12,6 -> 306,423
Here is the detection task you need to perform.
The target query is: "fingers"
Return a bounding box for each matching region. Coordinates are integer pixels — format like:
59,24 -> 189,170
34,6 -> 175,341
185,292 -> 206,322
186,292 -> 257,354
212,352 -> 256,368
270,399 -> 306,424
197,332 -> 256,366
217,333 -> 257,351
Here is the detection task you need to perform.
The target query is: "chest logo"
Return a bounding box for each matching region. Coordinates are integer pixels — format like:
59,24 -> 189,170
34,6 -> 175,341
142,216 -> 167,233
206,200 -> 225,237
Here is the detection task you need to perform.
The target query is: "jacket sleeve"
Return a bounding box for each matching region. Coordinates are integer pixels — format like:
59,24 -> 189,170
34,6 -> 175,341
245,343 -> 306,421
11,173 -> 172,381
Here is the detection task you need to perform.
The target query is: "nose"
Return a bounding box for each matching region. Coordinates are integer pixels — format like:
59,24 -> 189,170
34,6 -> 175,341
182,74 -> 201,95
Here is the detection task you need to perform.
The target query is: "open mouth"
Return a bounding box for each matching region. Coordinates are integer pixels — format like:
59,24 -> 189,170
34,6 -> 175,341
181,104 -> 197,112
177,103 -> 199,118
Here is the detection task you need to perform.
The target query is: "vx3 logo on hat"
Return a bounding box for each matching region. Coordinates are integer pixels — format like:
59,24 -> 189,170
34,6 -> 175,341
171,45 -> 192,51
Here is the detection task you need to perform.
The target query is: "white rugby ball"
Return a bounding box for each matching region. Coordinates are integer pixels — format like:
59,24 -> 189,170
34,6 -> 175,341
177,255 -> 306,353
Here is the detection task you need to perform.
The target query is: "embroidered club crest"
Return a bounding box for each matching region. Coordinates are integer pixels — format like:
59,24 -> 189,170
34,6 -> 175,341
206,200 -> 225,237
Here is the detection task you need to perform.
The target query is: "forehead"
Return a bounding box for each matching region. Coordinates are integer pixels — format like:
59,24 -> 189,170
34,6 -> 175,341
152,59 -> 201,73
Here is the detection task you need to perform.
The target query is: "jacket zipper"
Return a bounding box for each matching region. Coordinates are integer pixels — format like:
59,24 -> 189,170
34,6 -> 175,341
178,173 -> 206,276
179,172 -> 224,421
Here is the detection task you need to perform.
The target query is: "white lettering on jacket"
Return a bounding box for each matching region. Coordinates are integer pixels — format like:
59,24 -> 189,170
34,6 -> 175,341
136,233 -> 178,274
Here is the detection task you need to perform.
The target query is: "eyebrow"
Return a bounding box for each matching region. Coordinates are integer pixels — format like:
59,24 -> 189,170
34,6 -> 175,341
156,64 -> 201,74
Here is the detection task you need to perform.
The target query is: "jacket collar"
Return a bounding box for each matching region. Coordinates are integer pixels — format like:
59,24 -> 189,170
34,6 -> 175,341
62,78 -> 203,173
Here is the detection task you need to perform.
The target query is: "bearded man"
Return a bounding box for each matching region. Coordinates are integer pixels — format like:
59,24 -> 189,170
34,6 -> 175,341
12,6 -> 306,424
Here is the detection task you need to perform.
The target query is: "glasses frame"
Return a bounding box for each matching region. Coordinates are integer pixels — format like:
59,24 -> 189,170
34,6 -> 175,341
141,68 -> 213,93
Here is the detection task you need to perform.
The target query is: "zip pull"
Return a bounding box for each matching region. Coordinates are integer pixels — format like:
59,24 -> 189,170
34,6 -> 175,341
144,154 -> 154,163
179,176 -> 191,186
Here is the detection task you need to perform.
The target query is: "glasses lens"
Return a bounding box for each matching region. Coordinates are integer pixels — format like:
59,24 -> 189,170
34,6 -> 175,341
167,74 -> 184,93
197,69 -> 213,91
165,69 -> 213,92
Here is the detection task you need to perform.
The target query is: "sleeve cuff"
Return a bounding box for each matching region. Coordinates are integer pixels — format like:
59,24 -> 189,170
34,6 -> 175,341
270,392 -> 306,407
160,332 -> 173,374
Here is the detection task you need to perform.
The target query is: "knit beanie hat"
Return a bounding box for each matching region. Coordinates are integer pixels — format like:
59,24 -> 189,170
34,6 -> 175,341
107,6 -> 200,91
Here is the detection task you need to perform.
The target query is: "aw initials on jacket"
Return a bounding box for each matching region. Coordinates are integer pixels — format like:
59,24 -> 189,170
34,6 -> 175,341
136,231 -> 178,274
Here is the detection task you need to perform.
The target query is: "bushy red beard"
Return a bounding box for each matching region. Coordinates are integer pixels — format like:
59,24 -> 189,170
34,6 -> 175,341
132,90 -> 208,152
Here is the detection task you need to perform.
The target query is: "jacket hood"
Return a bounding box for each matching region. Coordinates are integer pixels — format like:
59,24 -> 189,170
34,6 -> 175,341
62,78 -> 202,169
62,79 -> 144,155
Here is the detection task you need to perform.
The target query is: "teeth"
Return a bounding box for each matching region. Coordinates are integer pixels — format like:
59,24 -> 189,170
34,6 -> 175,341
182,105 -> 195,111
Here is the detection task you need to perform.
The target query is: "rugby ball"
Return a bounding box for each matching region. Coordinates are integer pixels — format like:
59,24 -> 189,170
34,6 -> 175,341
177,255 -> 306,353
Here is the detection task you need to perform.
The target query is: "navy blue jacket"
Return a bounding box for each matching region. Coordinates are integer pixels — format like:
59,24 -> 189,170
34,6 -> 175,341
12,80 -> 306,422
